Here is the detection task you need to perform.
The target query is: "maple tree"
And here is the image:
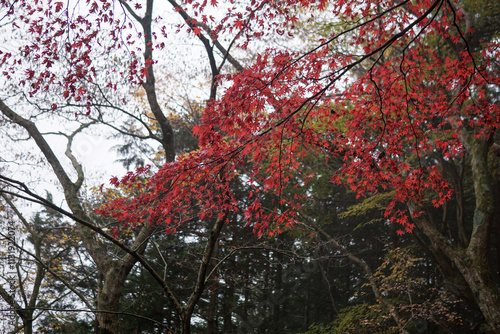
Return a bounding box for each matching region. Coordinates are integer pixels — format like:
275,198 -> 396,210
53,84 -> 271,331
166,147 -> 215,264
0,0 -> 499,332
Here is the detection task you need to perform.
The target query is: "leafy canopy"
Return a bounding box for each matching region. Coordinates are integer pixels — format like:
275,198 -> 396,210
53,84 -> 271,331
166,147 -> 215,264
104,0 -> 498,237
3,0 -> 498,236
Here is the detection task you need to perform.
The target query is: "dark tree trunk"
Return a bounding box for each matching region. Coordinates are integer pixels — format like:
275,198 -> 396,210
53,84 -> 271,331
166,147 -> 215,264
206,241 -> 220,334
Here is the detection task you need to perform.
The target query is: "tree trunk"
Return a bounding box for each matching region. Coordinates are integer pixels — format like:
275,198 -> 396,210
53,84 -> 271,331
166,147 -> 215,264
23,317 -> 33,334
409,204 -> 500,333
455,256 -> 500,332
181,315 -> 192,334
455,136 -> 500,331
408,134 -> 500,332
95,264 -> 133,333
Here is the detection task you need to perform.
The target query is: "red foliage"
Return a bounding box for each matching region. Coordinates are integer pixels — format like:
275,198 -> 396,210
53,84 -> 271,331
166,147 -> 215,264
4,0 -> 497,236
100,0 -> 498,237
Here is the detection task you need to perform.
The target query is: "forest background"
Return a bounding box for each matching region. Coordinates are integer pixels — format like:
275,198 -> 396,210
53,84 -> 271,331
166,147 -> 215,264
0,0 -> 499,333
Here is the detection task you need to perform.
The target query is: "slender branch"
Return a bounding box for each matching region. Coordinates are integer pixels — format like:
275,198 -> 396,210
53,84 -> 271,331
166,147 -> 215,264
0,307 -> 170,329
64,121 -> 97,190
204,243 -> 268,285
167,0 -> 220,99
196,21 -> 244,72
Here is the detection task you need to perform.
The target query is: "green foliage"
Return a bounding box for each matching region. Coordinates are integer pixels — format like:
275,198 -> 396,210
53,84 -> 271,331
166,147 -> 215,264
301,322 -> 336,334
370,247 -> 424,296
339,191 -> 395,230
339,192 -> 395,220
331,304 -> 394,334
301,304 -> 393,334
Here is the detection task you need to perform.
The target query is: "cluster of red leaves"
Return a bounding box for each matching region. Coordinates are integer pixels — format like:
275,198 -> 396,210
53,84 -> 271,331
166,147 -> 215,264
97,145 -> 241,237
102,0 -> 499,237
1,0 -> 104,114
0,0 -> 158,115
74,0 -> 500,236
